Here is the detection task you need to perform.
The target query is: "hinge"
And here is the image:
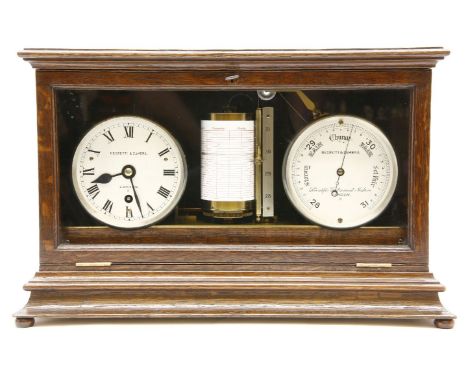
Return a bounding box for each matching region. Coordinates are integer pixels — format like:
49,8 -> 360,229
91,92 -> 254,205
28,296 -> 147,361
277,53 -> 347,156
356,263 -> 392,268
75,262 -> 112,267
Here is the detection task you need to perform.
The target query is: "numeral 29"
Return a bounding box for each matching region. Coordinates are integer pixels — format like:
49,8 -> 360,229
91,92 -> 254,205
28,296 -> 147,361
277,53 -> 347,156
306,140 -> 317,150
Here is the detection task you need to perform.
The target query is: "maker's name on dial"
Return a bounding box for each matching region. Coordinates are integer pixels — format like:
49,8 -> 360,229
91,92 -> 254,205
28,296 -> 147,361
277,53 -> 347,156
109,151 -> 148,156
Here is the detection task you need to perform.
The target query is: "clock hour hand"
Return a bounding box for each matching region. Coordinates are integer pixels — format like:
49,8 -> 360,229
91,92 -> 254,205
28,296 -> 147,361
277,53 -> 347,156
91,172 -> 121,184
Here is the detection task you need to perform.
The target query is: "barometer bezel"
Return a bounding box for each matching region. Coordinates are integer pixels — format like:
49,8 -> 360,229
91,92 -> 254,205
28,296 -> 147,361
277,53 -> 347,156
282,114 -> 399,229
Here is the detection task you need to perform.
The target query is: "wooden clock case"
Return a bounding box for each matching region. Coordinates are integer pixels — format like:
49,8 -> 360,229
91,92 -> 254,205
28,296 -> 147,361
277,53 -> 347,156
15,48 -> 455,328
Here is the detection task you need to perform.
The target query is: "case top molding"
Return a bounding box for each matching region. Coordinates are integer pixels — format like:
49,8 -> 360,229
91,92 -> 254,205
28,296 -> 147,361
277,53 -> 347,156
18,47 -> 449,70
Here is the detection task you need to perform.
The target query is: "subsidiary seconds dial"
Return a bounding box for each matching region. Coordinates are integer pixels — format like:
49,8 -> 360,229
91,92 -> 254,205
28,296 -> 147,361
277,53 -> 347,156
283,115 -> 398,229
72,116 -> 187,229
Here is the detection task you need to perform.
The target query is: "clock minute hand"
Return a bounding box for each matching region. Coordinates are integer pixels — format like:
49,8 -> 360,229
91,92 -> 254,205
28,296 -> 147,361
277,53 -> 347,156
129,177 -> 144,218
91,172 -> 121,184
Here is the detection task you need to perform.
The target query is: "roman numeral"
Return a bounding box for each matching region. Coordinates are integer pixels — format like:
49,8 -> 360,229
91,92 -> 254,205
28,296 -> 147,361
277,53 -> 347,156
103,130 -> 115,142
124,124 -> 134,138
126,206 -> 133,218
163,169 -> 175,176
157,186 -> 170,198
86,184 -> 100,199
82,168 -> 95,176
158,148 -> 170,156
102,199 -> 113,213
146,202 -> 154,212
88,149 -> 101,154
145,132 -> 154,143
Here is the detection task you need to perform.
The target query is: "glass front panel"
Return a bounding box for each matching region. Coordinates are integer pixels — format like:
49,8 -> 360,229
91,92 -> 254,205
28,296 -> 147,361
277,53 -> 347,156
56,89 -> 410,245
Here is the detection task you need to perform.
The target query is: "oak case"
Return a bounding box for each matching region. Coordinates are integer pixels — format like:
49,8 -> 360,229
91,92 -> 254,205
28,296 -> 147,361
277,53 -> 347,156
15,48 -> 455,328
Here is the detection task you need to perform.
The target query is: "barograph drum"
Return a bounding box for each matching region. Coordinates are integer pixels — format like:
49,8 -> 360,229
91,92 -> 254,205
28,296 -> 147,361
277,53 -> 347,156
201,112 -> 255,219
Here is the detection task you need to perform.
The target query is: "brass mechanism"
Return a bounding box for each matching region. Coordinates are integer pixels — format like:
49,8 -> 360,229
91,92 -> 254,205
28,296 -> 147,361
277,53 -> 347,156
356,263 -> 393,268
76,262 -> 112,267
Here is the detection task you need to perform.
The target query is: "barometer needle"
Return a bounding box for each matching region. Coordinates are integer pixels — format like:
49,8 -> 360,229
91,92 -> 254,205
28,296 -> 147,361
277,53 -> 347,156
333,125 -> 354,194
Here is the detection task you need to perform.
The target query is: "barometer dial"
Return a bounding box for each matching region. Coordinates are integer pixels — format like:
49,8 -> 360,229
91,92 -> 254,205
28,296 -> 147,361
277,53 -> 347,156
283,115 -> 398,229
72,116 -> 187,229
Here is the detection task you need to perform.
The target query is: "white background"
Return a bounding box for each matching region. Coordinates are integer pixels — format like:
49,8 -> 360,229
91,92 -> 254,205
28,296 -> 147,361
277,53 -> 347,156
1,1 -> 466,381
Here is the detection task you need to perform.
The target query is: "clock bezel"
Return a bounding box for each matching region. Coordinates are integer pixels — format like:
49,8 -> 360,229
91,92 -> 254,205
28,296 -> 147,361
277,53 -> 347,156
71,115 -> 188,230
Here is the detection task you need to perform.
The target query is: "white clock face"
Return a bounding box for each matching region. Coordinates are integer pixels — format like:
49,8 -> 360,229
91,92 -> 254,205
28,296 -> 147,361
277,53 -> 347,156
72,116 -> 187,229
283,115 -> 398,229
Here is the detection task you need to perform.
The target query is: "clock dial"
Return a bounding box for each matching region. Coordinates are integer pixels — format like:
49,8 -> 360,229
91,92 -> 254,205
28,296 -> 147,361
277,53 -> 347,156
72,116 -> 187,228
283,115 -> 398,229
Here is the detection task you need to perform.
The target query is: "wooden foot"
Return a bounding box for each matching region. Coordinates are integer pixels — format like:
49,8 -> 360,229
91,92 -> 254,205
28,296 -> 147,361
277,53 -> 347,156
434,319 -> 454,329
16,317 -> 35,328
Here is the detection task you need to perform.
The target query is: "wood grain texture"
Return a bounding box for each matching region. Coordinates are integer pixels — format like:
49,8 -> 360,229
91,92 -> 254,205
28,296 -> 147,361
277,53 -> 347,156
15,48 -> 454,327
15,271 -> 455,322
63,226 -> 406,245
18,48 -> 449,70
35,68 -> 426,268
23,271 -> 446,291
